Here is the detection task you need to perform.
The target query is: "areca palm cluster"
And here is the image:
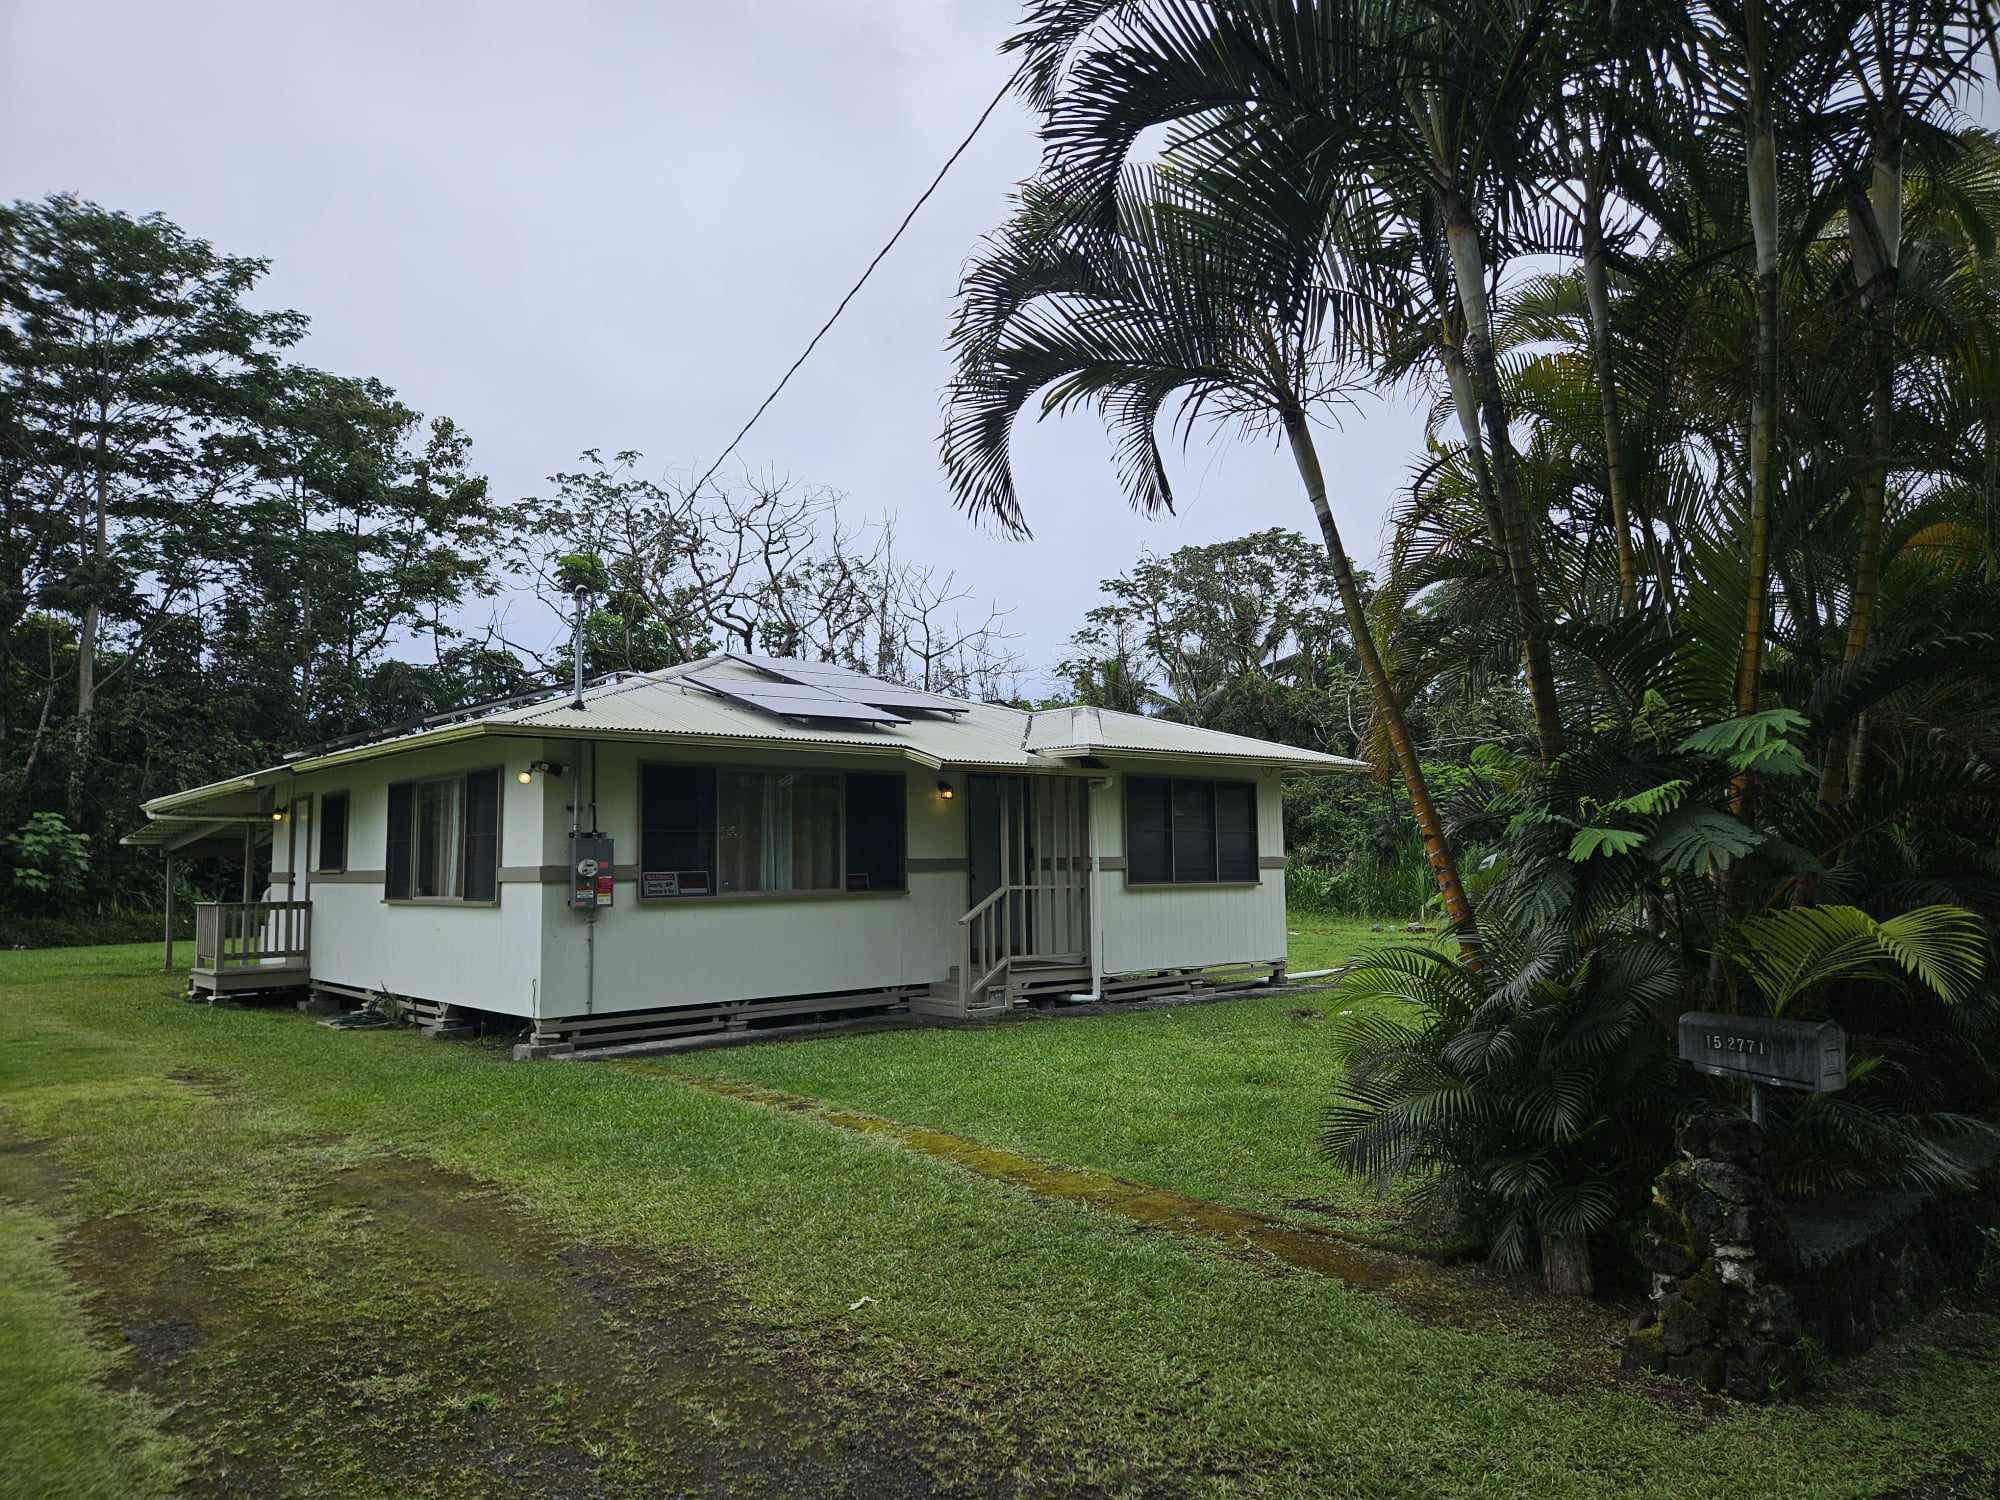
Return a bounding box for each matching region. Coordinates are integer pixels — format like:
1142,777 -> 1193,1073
945,0 -> 2000,1291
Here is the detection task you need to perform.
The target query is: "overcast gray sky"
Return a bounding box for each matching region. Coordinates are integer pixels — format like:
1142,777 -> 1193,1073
3,0 -> 1429,693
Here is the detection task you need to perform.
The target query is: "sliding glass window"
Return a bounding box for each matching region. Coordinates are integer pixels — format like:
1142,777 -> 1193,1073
641,766 -> 904,898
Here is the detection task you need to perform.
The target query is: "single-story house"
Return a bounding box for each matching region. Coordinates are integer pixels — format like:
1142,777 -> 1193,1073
129,654 -> 1364,1051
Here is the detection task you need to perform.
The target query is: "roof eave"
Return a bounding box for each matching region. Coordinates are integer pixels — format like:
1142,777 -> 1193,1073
1038,745 -> 1369,774
141,773 -> 281,817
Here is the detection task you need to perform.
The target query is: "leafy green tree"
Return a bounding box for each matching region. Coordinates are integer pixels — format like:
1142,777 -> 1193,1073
1059,530 -> 1348,729
0,195 -> 306,818
3,811 -> 89,906
0,196 -> 512,901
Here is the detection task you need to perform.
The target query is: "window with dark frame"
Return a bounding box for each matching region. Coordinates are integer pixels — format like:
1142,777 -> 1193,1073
1125,776 -> 1258,885
383,769 -> 500,901
317,791 -> 349,872
639,764 -> 907,898
843,772 -> 905,892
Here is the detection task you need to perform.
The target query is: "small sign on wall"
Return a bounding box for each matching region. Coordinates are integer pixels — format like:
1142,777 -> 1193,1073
640,870 -> 712,899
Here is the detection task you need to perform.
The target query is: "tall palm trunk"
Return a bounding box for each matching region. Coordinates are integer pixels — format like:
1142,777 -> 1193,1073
1440,189 -> 1566,763
1581,175 -> 1640,616
1735,9 -> 1780,731
1278,399 -> 1480,955
1441,341 -> 1514,583
1820,130 -> 1903,807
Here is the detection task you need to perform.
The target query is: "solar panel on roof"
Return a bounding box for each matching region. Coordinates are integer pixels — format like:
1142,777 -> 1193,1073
682,669 -> 910,724
737,655 -> 970,715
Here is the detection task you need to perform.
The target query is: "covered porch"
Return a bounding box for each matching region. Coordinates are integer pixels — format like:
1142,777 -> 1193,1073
121,793 -> 310,998
188,899 -> 313,999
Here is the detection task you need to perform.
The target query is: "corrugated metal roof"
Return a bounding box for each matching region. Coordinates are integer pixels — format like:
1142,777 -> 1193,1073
1023,703 -> 1369,770
484,657 -> 1051,768
119,814 -> 270,849
142,656 -> 1364,817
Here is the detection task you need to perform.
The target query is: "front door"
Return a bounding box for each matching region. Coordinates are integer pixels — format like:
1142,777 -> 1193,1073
966,775 -> 1032,966
966,775 -> 1018,909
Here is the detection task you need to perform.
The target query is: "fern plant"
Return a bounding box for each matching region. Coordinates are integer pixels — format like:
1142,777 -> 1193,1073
1322,916 -> 1684,1294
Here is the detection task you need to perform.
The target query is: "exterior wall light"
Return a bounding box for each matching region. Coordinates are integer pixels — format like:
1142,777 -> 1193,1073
937,779 -> 955,800
271,810 -> 285,822
517,769 -> 534,784
520,761 -> 567,784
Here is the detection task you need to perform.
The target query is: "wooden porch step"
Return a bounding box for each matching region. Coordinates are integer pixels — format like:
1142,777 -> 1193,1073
1003,962 -> 1092,1007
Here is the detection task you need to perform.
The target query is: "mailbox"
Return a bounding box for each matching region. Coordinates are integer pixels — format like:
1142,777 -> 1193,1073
569,831 -> 614,912
1676,1012 -> 1847,1093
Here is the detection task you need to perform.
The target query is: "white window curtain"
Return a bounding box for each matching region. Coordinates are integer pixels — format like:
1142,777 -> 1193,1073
716,771 -> 841,893
760,775 -> 795,892
718,772 -> 763,893
415,778 -> 464,897
786,773 -> 840,890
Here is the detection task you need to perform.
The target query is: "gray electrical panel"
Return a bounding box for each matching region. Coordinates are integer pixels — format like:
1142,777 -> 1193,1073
569,831 -> 614,911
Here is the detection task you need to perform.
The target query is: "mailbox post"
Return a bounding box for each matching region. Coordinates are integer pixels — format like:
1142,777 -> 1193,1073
1676,1012 -> 1847,1122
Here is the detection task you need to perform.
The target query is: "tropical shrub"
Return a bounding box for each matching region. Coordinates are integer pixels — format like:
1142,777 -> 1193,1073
1324,920 -> 1685,1293
4,813 -> 91,908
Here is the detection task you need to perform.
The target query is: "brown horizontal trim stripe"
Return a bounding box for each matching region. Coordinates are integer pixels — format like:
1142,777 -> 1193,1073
1258,855 -> 1287,870
308,869 -> 385,885
1098,855 -> 1127,871
633,888 -> 910,905
500,864 -> 642,884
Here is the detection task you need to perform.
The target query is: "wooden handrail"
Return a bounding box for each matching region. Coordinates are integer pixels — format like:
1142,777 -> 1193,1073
192,901 -> 312,971
956,881 -> 1074,926
957,881 -> 1086,1011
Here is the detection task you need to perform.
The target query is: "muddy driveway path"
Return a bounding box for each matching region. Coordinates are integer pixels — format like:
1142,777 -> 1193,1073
0,1109 -> 964,1500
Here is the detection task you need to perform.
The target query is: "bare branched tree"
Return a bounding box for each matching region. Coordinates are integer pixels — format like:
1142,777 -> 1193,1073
510,453 -> 1018,691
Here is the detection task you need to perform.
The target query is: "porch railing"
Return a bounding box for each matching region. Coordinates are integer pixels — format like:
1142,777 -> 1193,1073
192,901 -> 312,972
958,879 -> 1087,1012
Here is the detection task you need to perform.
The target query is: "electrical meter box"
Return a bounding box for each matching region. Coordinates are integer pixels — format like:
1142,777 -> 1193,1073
569,831 -> 614,911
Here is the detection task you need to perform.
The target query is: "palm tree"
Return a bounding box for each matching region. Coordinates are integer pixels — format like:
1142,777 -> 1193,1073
1000,0 -> 1574,763
1813,0 -> 1996,802
961,0 -> 2000,1297
942,168 -> 1484,940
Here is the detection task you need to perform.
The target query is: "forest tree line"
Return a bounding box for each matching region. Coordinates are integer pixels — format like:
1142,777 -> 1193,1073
1,193 -> 1432,924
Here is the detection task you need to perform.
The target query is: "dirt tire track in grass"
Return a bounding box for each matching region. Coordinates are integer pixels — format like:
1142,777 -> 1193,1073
0,1133 -> 978,1500
670,1074 -> 1640,1349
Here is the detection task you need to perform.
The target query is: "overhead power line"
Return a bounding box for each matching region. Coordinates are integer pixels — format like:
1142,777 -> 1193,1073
689,67 -> 1021,499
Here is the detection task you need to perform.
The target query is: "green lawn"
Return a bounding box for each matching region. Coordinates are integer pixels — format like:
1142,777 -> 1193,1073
0,1197 -> 187,1499
1283,911 -> 1395,974
662,912 -> 1421,1241
2,934 -> 1996,1498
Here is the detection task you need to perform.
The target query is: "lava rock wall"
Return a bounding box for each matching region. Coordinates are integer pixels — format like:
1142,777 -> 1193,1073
1623,1116 -> 1999,1401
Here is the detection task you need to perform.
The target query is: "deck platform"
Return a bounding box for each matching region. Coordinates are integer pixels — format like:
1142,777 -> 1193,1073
187,900 -> 312,1001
